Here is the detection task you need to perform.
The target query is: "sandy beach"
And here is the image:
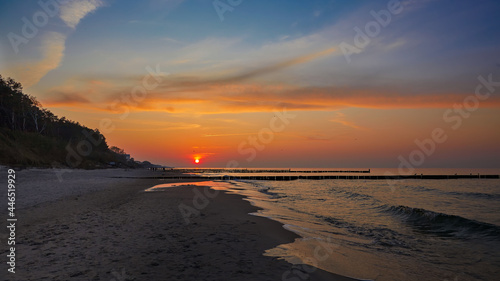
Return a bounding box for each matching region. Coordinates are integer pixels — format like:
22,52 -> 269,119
1,168 -> 356,280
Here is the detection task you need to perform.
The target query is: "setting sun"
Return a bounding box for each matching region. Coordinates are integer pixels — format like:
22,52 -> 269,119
194,159 -> 200,164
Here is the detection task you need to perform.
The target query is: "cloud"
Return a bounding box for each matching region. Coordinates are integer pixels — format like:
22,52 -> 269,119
219,47 -> 336,83
113,124 -> 200,131
38,27 -> 500,114
305,134 -> 334,142
162,37 -> 185,45
43,91 -> 91,107
44,78 -> 500,115
42,45 -> 337,109
145,47 -> 337,91
9,32 -> 66,88
41,44 -> 500,114
329,112 -> 365,130
203,133 -> 255,137
60,0 -> 104,29
2,1 -> 105,88
110,119 -> 200,131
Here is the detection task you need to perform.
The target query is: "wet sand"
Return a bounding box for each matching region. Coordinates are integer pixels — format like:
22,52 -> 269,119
1,169 -> 357,280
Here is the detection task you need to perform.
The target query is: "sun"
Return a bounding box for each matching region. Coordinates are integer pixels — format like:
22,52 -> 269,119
194,159 -> 200,164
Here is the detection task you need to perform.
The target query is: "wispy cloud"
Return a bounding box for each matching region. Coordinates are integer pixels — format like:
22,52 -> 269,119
329,112 -> 364,130
41,40 -> 500,113
44,78 -> 500,115
60,0 -> 104,29
44,91 -> 91,107
110,119 -> 201,131
38,15 -> 500,115
203,133 -> 255,137
2,1 -> 106,88
162,37 -> 185,45
10,32 -> 66,88
305,134 -> 334,142
148,47 -> 336,89
114,124 -> 200,131
218,47 -> 336,83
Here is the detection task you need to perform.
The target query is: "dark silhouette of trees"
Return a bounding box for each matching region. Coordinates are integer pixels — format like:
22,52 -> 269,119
0,75 -> 106,143
0,75 -> 134,168
110,146 -> 126,154
2,76 -> 54,134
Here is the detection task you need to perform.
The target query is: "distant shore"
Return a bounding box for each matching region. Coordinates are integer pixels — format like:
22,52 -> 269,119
0,168 -> 357,280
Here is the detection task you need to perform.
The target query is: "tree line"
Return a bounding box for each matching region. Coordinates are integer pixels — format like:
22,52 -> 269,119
0,75 -> 105,144
0,75 -> 136,168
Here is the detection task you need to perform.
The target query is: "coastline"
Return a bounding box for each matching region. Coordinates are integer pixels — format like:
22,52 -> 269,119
1,168 -> 357,280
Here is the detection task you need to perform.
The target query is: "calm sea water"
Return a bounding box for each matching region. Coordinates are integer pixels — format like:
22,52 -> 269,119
205,168 -> 500,281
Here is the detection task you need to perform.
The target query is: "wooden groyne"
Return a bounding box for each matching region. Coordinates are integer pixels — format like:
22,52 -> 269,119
121,174 -> 499,180
154,168 -> 372,174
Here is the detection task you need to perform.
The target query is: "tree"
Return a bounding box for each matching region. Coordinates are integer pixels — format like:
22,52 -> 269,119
0,75 -> 130,168
110,146 -> 125,154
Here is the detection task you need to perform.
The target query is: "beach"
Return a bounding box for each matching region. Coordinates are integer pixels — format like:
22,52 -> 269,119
1,168 -> 356,280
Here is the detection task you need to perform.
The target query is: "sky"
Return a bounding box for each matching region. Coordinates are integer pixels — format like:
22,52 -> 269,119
0,0 -> 499,168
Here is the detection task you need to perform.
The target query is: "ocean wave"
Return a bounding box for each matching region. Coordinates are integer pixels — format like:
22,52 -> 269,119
317,215 -> 412,249
445,191 -> 500,200
385,205 -> 500,239
329,188 -> 374,201
343,191 -> 373,201
405,185 -> 438,192
256,186 -> 287,199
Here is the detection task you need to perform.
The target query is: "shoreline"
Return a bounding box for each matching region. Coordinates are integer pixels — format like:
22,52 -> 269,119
1,168 -> 358,280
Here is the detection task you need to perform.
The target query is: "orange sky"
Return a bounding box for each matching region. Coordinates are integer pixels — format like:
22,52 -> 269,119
1,0 -> 500,167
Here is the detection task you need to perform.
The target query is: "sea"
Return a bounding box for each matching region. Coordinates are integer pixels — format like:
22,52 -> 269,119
189,168 -> 500,281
